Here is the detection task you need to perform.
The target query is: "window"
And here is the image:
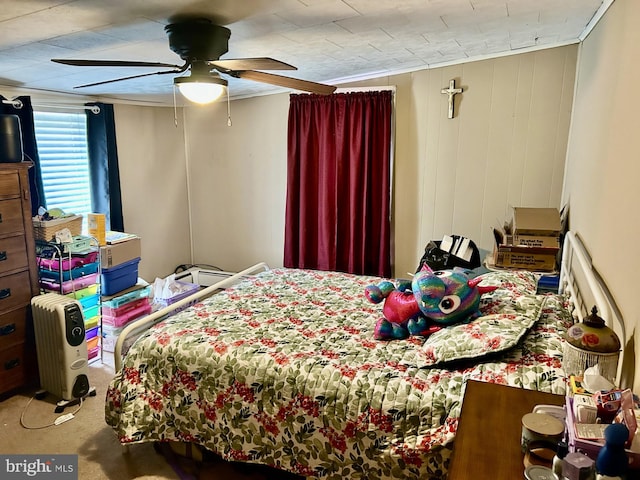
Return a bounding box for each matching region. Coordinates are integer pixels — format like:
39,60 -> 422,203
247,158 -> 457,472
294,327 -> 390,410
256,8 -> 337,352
33,111 -> 92,220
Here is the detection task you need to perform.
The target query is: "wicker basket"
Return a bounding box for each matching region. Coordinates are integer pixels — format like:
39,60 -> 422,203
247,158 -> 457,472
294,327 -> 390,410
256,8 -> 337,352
32,215 -> 83,242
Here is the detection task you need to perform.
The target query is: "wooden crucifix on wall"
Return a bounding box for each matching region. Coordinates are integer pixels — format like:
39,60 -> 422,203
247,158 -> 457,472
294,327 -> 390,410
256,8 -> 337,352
441,79 -> 463,119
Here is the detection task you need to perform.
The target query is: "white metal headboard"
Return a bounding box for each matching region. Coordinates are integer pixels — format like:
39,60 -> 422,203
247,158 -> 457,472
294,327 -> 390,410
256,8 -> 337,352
559,231 -> 626,383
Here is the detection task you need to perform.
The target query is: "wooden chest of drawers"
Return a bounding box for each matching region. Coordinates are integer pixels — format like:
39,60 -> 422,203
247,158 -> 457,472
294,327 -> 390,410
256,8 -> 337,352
0,162 -> 39,396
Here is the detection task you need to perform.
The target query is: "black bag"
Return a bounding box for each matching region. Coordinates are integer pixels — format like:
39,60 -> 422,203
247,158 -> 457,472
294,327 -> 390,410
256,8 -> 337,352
416,235 -> 481,273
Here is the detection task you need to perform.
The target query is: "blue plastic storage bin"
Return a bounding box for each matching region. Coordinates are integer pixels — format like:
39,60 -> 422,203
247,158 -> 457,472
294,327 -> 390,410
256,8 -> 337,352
101,257 -> 140,296
85,326 -> 100,340
77,293 -> 100,310
102,285 -> 151,309
39,261 -> 99,281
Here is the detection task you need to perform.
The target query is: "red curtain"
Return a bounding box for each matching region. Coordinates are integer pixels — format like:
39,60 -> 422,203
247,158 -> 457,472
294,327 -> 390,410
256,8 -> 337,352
284,90 -> 392,277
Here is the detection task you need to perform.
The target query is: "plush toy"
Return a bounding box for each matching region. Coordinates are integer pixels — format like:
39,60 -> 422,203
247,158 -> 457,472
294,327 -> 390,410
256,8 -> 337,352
365,265 -> 498,340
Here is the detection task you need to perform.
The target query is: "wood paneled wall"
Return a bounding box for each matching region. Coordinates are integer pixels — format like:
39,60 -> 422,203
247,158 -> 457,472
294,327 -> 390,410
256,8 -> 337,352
387,46 -> 577,275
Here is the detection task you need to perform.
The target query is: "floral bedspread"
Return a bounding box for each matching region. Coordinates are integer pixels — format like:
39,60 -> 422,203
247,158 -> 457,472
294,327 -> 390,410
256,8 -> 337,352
105,268 -> 571,479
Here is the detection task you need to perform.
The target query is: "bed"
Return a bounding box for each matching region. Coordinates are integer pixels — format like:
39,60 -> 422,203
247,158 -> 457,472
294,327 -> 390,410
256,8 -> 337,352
105,231 -> 625,479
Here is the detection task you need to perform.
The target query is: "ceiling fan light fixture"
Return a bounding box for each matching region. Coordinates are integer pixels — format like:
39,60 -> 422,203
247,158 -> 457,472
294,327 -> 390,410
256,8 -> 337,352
174,75 -> 227,104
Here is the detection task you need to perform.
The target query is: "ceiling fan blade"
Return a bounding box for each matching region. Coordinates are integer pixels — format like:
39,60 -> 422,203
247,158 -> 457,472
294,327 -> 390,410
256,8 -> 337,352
74,69 -> 181,89
235,70 -> 336,95
52,59 -> 183,68
51,58 -> 182,68
210,58 -> 296,71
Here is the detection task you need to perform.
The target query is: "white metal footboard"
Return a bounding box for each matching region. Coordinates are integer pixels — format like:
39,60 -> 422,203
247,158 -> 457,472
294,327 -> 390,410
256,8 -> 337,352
113,262 -> 270,373
559,231 -> 626,384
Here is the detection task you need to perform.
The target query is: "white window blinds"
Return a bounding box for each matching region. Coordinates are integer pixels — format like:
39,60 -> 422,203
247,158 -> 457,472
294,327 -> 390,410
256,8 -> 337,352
33,111 -> 92,218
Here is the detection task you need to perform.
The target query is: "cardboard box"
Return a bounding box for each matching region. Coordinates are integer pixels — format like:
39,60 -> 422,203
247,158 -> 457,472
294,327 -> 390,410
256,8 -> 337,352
493,243 -> 558,271
491,207 -> 562,272
512,207 -> 562,236
507,233 -> 561,249
100,237 -> 141,269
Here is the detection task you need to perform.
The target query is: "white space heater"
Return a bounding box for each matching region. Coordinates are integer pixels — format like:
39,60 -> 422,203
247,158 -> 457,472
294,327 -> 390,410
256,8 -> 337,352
31,293 -> 90,401
175,268 -> 246,287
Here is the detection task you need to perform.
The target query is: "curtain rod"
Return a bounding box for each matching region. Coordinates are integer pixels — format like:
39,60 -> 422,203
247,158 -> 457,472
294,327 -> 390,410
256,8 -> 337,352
2,99 -> 100,114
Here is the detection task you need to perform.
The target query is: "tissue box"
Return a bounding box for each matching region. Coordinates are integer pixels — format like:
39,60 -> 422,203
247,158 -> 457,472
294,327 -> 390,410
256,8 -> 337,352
155,280 -> 200,312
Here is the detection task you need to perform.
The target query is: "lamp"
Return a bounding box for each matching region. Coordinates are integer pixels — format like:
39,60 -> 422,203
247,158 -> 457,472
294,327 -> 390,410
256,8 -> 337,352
563,306 -> 621,384
174,74 -> 227,105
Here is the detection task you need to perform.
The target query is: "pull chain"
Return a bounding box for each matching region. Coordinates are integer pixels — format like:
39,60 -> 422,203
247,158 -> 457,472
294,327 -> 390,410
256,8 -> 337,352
227,88 -> 232,127
172,87 -> 178,127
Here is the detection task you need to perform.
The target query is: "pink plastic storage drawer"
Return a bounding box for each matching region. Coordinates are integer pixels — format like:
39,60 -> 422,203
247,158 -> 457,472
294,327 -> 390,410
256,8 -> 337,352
38,251 -> 98,271
102,297 -> 149,317
39,261 -> 99,282
40,273 -> 99,294
88,345 -> 100,360
102,302 -> 151,328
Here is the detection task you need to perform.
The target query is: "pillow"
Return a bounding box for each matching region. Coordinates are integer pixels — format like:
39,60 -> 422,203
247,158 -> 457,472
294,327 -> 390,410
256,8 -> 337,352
476,270 -> 540,316
475,269 -> 538,294
411,294 -> 546,368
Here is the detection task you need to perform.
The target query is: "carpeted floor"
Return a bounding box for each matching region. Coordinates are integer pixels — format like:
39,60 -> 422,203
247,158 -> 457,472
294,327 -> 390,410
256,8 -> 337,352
0,354 -> 303,480
0,355 -> 177,479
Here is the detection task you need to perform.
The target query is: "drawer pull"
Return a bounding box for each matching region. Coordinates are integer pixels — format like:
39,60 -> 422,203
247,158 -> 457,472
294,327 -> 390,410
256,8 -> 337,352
0,251 -> 6,261
4,358 -> 20,370
0,288 -> 10,300
0,323 -> 15,336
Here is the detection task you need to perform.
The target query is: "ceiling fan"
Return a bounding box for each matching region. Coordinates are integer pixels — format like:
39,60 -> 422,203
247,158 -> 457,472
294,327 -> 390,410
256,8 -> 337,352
52,16 -> 337,104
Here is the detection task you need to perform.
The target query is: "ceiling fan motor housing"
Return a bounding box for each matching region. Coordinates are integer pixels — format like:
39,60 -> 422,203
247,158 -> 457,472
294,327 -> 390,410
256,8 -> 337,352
165,18 -> 230,62
52,15 -> 335,95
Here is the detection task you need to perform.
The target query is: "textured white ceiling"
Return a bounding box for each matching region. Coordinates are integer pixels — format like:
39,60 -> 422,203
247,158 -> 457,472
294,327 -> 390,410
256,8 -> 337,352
0,0 -> 606,106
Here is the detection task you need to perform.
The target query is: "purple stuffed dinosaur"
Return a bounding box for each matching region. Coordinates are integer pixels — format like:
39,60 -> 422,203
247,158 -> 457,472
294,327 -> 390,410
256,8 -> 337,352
365,264 -> 497,340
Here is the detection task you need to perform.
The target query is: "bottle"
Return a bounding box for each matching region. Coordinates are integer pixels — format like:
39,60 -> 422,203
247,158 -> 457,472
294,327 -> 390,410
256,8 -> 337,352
595,423 -> 629,480
552,440 -> 569,480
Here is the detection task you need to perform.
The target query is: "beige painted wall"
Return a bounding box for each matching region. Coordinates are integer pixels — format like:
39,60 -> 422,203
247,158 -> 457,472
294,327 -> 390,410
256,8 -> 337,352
184,95 -> 289,271
562,0 -> 640,390
113,104 -> 191,282
179,46 -> 577,279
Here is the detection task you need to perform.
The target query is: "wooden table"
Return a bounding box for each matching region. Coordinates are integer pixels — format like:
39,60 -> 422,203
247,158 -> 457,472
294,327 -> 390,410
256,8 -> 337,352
447,380 -> 564,480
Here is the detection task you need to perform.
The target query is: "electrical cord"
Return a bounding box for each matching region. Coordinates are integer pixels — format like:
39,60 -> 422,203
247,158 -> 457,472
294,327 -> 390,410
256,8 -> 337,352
20,395 -> 84,430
